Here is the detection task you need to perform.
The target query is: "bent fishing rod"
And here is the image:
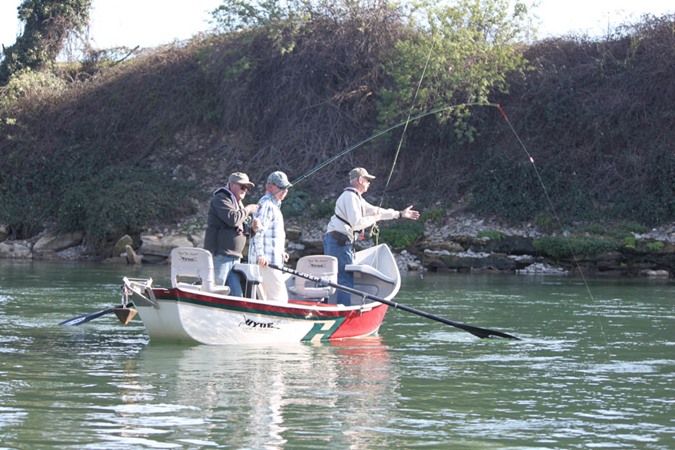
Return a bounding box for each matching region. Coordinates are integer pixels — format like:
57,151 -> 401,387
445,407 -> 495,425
290,102 -> 500,186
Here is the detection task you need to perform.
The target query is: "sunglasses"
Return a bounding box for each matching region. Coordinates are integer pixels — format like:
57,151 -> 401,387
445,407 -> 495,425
239,184 -> 250,192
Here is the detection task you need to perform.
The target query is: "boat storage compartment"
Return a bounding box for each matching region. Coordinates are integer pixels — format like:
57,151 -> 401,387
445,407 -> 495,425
232,263 -> 264,299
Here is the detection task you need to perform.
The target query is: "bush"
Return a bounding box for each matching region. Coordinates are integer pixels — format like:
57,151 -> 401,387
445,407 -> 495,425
56,167 -> 200,249
533,236 -> 619,260
377,220 -> 424,250
477,230 -> 505,240
421,208 -> 445,222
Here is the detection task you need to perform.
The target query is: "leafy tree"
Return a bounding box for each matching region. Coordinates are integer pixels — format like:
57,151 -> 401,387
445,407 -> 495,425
210,0 -> 532,140
212,0 -> 292,32
377,0 -> 531,136
0,0 -> 92,86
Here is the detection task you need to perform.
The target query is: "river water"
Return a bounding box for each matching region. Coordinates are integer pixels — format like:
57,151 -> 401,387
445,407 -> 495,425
0,260 -> 673,449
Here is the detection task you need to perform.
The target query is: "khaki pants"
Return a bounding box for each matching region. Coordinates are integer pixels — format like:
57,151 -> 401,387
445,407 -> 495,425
259,266 -> 289,303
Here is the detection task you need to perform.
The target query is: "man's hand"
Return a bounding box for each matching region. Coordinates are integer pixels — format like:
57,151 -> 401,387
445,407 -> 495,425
401,205 -> 420,220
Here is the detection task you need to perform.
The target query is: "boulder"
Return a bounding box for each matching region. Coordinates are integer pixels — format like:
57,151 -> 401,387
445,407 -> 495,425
0,242 -> 32,259
33,231 -> 84,253
483,235 -> 536,255
112,235 -> 134,258
0,224 -> 8,242
140,234 -> 194,258
189,229 -> 206,248
125,245 -> 142,264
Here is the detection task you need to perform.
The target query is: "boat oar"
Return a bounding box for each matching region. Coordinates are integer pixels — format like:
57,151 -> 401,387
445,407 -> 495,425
59,305 -> 120,326
271,264 -> 521,340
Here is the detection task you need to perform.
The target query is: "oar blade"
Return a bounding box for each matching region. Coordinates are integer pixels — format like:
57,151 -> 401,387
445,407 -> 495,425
59,306 -> 117,326
466,326 -> 521,340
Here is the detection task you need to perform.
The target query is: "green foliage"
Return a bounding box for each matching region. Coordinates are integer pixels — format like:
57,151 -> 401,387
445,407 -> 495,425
0,68 -> 66,109
377,220 -> 425,249
1,4 -> 673,259
646,241 -> 664,251
533,236 -> 619,261
0,145 -> 199,247
377,0 -> 531,136
623,236 -> 636,249
0,155 -> 56,238
617,221 -> 648,234
612,145 -> 675,225
470,148 -> 602,223
477,230 -> 505,240
57,167 -> 199,248
470,155 -> 547,222
0,0 -> 92,85
211,0 -> 291,32
280,189 -> 310,218
421,207 -> 445,222
308,200 -> 335,220
534,212 -> 556,233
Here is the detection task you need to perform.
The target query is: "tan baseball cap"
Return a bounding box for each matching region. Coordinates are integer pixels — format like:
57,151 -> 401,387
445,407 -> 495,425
349,167 -> 375,182
228,172 -> 255,189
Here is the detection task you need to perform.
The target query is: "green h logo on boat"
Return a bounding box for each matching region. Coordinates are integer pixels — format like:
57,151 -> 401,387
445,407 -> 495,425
302,319 -> 344,342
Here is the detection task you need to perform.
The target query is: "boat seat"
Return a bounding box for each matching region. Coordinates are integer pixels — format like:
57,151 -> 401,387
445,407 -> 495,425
232,263 -> 265,299
289,255 -> 338,299
345,263 -> 396,284
170,247 -> 230,295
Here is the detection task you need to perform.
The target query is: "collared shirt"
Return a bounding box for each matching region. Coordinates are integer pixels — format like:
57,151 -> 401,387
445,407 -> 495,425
326,187 -> 400,241
248,192 -> 286,266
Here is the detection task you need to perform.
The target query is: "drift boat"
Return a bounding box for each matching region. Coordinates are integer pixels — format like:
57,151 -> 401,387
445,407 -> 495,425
119,244 -> 401,344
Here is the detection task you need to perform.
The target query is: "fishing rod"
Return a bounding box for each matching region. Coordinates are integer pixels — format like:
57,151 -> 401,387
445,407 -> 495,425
290,102 -> 500,186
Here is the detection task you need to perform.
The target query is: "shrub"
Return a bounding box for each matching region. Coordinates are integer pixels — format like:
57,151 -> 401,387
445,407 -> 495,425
646,241 -> 664,251
377,220 -> 424,250
533,236 -> 619,260
58,168 -> 200,250
477,230 -> 505,240
421,208 -> 445,222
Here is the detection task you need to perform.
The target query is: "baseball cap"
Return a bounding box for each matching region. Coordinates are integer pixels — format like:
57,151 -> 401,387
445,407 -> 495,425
228,172 -> 255,189
349,167 -> 376,182
267,171 -> 292,190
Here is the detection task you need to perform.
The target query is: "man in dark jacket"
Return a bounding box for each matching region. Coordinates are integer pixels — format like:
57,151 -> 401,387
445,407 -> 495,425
204,172 -> 258,296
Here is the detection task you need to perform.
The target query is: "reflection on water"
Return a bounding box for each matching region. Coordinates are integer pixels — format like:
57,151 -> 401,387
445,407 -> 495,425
89,338 -> 396,449
0,261 -> 673,448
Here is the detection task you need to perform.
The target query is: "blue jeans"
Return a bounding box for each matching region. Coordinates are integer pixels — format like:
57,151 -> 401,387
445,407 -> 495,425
213,255 -> 243,297
323,233 -> 354,305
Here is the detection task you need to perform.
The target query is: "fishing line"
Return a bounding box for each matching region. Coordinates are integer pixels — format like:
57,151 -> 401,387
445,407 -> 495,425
497,105 -> 596,300
497,104 -> 607,346
365,35 -> 437,249
378,37 -> 436,210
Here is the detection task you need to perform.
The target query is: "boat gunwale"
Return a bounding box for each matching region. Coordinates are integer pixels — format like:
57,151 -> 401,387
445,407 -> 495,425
130,283 -> 385,319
